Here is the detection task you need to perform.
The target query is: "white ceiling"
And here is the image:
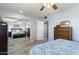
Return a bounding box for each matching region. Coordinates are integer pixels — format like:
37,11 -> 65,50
0,3 -> 78,19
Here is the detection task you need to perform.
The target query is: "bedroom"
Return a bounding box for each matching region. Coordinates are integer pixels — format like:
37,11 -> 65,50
0,3 -> 79,55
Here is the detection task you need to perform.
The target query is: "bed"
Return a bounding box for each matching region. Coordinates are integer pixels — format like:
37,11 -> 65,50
29,39 -> 79,55
11,28 -> 26,38
12,31 -> 26,38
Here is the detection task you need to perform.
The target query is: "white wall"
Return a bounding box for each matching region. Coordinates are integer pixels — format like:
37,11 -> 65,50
8,22 -> 30,32
30,19 -> 37,41
48,6 -> 79,41
2,17 -> 31,32
30,19 -> 44,41
37,20 -> 44,40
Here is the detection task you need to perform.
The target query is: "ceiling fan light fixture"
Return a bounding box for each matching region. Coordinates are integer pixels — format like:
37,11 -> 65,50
43,3 -> 47,6
40,3 -> 58,11
50,3 -> 54,6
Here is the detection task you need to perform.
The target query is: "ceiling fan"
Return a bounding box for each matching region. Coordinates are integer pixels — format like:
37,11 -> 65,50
40,3 -> 58,11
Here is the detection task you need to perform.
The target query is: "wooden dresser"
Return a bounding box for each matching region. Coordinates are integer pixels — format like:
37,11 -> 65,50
54,26 -> 72,40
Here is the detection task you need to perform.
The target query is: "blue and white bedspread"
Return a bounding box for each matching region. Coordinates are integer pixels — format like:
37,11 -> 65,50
29,39 -> 79,55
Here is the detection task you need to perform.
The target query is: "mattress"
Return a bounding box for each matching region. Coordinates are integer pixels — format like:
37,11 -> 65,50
29,39 -> 79,55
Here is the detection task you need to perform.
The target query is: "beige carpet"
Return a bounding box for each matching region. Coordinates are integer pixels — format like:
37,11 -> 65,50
8,37 -> 48,55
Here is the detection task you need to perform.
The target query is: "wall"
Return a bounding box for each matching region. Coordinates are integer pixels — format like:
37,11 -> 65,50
37,20 -> 44,40
8,22 -> 30,32
48,6 -> 79,41
30,19 -> 37,41
30,19 -> 44,41
2,17 -> 30,32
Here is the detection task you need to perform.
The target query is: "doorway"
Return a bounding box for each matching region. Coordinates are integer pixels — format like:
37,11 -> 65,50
44,21 -> 48,40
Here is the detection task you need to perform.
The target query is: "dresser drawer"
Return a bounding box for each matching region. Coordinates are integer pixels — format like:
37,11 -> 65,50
54,27 -> 72,40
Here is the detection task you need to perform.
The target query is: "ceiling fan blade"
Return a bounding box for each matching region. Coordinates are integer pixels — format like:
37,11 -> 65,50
52,4 -> 58,10
40,6 -> 45,11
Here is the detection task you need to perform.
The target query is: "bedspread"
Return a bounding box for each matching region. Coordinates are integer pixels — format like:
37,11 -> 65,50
29,39 -> 79,55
